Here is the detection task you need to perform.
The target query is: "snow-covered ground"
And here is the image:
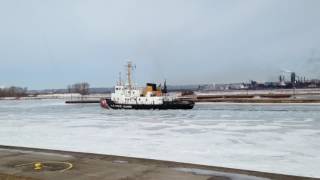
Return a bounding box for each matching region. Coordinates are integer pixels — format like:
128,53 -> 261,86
0,100 -> 319,178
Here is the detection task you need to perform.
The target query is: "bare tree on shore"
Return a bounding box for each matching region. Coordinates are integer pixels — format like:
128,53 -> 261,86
0,86 -> 28,97
68,82 -> 90,96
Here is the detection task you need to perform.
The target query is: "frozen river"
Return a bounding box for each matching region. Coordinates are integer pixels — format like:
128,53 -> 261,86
0,100 -> 319,178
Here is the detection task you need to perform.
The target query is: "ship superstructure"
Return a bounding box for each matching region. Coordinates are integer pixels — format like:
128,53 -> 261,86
100,62 -> 194,110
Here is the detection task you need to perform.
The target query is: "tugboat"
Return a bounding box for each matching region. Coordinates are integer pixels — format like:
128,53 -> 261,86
100,62 -> 194,110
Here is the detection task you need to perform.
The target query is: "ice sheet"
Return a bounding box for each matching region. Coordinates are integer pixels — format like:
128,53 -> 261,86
0,100 -> 319,177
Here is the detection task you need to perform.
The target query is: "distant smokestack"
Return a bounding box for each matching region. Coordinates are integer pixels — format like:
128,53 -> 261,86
291,72 -> 296,84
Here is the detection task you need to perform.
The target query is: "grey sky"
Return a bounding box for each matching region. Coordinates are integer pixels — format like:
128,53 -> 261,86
0,0 -> 319,89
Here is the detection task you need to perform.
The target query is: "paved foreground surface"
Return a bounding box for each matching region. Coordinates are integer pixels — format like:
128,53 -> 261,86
0,145 -> 317,180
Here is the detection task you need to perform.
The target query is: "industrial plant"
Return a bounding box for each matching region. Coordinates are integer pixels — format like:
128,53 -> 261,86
198,72 -> 320,91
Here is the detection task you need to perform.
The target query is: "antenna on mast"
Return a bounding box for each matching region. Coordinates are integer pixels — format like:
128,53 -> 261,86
118,72 -> 122,86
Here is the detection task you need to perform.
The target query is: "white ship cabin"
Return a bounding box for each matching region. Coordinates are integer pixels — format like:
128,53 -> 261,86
111,83 -> 167,105
111,61 -> 174,105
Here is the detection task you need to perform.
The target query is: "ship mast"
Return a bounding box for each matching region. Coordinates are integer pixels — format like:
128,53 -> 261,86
127,61 -> 133,89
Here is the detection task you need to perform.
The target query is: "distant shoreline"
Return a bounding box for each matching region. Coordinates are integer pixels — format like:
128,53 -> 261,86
1,88 -> 319,104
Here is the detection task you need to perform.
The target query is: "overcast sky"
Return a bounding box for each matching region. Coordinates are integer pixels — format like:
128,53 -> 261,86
0,0 -> 320,89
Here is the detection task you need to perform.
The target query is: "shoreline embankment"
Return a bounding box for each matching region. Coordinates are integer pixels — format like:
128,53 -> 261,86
183,88 -> 320,103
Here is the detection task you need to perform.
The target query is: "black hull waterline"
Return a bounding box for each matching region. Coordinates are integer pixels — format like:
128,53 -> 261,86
101,99 -> 194,110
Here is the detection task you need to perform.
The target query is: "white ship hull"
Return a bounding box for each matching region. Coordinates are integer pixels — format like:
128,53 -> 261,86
101,98 -> 194,110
